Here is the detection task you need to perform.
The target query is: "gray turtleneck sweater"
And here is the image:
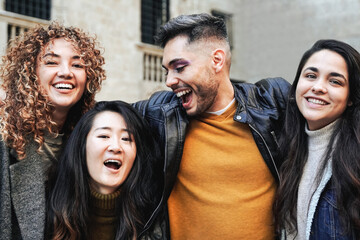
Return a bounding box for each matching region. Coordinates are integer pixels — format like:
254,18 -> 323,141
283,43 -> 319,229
294,120 -> 337,240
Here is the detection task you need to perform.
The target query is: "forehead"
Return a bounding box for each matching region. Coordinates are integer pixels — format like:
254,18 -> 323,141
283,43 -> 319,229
162,36 -> 197,65
92,111 -> 126,129
41,38 -> 79,55
304,50 -> 347,73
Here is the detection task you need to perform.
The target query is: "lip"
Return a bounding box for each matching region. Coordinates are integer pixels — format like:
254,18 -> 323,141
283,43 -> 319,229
305,96 -> 328,103
172,85 -> 194,110
304,96 -> 329,108
181,93 -> 193,110
173,86 -> 191,94
175,89 -> 192,98
103,158 -> 123,172
52,81 -> 75,91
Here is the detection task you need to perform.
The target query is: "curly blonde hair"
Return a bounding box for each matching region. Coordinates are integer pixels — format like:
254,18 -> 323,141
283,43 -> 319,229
0,22 -> 106,159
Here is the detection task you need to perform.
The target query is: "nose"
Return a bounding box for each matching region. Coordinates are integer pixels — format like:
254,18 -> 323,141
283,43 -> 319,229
165,72 -> 179,89
57,63 -> 73,79
311,79 -> 327,94
107,138 -> 122,153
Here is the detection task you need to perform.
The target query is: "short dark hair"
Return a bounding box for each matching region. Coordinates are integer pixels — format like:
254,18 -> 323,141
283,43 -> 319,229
155,13 -> 228,47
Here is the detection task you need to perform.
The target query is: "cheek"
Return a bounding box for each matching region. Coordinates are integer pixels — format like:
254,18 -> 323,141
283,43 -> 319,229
36,68 -> 48,88
334,90 -> 350,110
86,139 -> 101,165
295,80 -> 308,102
125,146 -> 137,170
79,74 -> 87,89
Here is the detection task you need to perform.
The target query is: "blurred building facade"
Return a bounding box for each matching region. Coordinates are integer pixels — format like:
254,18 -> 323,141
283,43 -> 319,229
1,0 -> 360,102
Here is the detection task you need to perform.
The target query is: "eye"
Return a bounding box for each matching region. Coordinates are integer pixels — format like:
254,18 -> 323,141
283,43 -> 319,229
121,137 -> 132,142
97,135 -> 109,139
330,79 -> 343,86
73,63 -> 84,69
175,66 -> 186,73
121,132 -> 133,142
45,61 -> 57,65
305,73 -> 316,79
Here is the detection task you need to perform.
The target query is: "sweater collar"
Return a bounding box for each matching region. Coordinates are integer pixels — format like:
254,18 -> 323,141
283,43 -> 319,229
90,188 -> 121,212
305,119 -> 339,151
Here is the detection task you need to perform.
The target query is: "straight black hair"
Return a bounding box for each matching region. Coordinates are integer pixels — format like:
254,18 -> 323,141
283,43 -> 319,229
47,100 -> 162,239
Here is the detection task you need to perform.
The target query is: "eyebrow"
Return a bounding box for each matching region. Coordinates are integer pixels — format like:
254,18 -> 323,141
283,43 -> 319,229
94,127 -> 111,131
94,127 -> 131,133
162,58 -> 186,69
329,72 -> 347,81
304,66 -> 347,81
303,66 -> 318,73
42,52 -> 81,60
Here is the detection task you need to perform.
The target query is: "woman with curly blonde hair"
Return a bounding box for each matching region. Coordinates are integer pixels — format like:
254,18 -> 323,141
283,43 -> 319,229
0,22 -> 106,239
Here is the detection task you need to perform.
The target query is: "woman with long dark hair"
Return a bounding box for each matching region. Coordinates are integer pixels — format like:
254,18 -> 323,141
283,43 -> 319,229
47,101 -> 162,240
274,39 -> 360,239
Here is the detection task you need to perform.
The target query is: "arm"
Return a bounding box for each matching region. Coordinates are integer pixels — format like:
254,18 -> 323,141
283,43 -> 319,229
254,77 -> 291,112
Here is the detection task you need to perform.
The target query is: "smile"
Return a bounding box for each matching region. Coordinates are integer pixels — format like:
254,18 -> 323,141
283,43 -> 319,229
307,97 -> 327,105
104,159 -> 122,170
176,89 -> 191,97
54,83 -> 74,89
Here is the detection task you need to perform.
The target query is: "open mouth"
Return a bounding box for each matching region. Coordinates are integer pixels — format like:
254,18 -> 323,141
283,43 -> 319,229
54,83 -> 74,90
176,89 -> 192,106
104,160 -> 122,170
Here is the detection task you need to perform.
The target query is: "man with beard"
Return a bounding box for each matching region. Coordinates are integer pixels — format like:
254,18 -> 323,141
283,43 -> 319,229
134,13 -> 290,240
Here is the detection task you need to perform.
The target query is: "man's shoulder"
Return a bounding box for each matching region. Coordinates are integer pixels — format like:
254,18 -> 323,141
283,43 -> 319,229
133,90 -> 181,113
255,77 -> 291,89
147,90 -> 178,105
233,77 -> 290,90
234,77 -> 290,96
233,77 -> 291,109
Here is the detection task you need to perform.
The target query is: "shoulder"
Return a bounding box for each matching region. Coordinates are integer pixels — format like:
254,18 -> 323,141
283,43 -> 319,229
233,77 -> 290,95
0,139 -> 9,162
255,77 -> 291,94
146,91 -> 179,105
133,90 -> 181,114
233,77 -> 291,109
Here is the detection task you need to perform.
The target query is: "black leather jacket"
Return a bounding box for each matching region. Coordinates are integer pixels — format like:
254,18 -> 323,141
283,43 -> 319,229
135,77 -> 291,239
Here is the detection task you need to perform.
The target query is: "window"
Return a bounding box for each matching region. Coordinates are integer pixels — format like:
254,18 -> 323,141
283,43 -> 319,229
7,24 -> 27,42
5,0 -> 51,20
211,10 -> 233,50
141,0 -> 169,45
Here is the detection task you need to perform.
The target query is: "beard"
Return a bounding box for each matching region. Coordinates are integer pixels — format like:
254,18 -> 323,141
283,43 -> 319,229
189,74 -> 219,116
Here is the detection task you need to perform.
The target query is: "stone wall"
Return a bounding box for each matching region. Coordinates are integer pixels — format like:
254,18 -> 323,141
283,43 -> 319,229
232,0 -> 360,83
1,0 -> 360,102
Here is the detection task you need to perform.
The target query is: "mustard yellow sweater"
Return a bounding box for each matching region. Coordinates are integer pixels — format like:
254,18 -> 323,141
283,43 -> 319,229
168,102 -> 276,239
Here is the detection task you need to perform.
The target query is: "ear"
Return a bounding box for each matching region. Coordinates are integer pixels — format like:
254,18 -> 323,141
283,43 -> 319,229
347,100 -> 353,107
211,49 -> 226,73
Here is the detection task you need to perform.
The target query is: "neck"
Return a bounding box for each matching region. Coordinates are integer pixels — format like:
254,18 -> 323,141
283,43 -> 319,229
210,77 -> 234,112
51,109 -> 69,130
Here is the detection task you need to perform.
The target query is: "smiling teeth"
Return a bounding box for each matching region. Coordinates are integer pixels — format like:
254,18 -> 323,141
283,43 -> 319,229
308,98 -> 326,105
54,83 -> 74,89
176,89 -> 191,97
104,159 -> 121,164
104,159 -> 122,170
